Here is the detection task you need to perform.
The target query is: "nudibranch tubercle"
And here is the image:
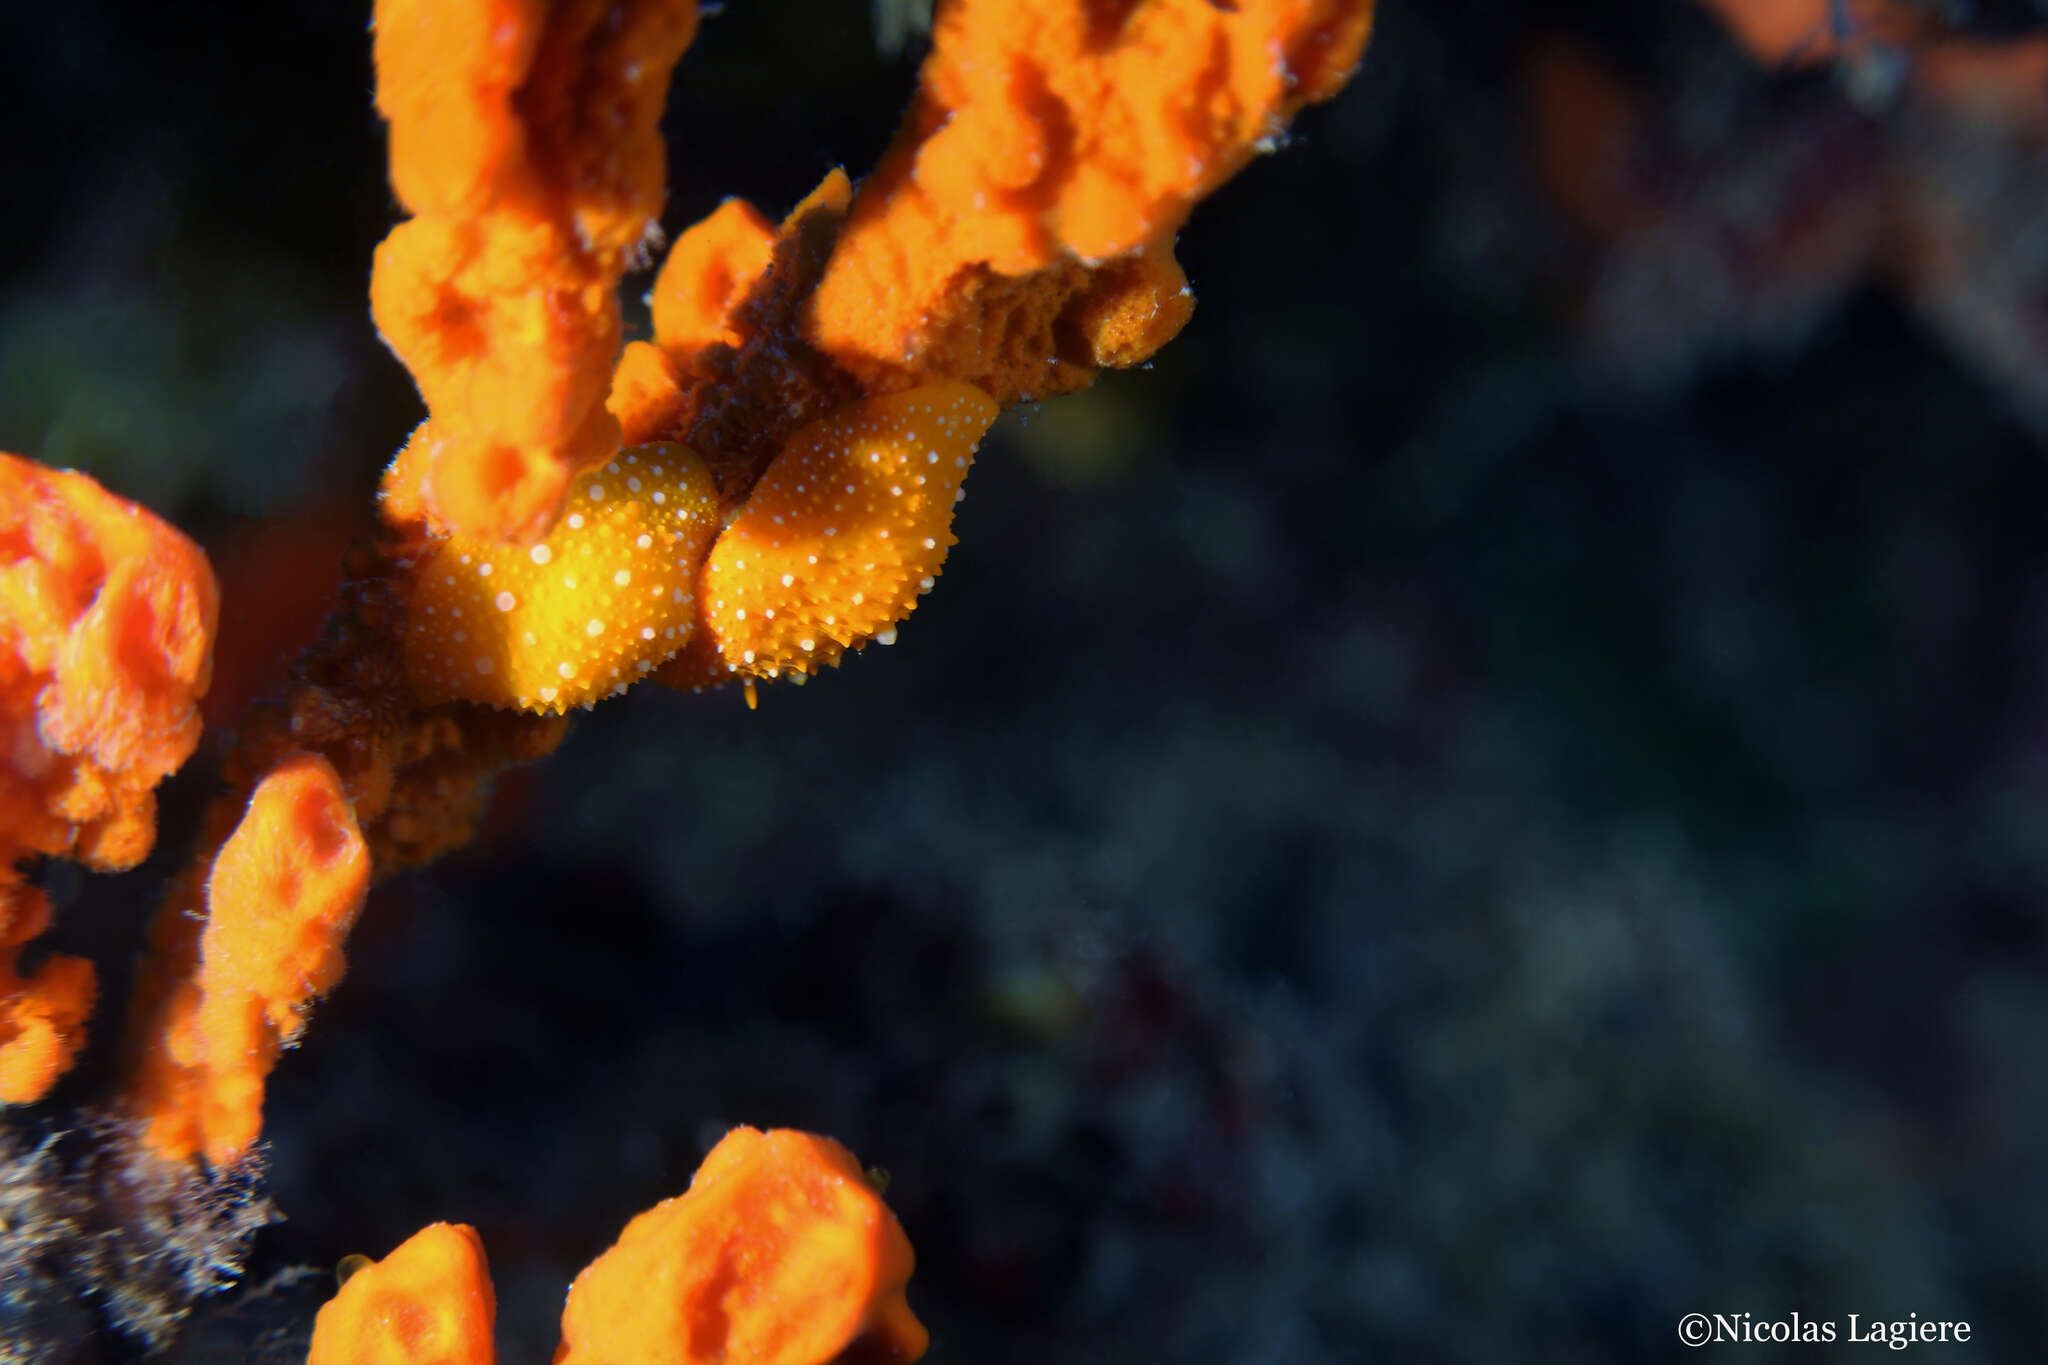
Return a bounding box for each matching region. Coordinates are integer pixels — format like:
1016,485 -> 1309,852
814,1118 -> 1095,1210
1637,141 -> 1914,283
691,381 -> 1000,683
404,443 -> 720,712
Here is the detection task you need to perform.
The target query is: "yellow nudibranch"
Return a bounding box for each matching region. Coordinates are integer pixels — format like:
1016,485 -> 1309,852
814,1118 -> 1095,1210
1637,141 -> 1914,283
404,444 -> 720,712
404,384 -> 1000,713
682,381 -> 1001,686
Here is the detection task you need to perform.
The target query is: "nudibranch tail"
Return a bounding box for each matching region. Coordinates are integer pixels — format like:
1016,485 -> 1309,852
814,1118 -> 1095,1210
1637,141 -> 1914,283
404,442 -> 720,712
679,382 -> 1000,689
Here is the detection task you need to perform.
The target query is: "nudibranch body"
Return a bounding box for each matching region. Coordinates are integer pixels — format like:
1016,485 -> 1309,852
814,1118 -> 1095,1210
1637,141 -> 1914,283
676,382 -> 1001,688
404,443 -> 720,712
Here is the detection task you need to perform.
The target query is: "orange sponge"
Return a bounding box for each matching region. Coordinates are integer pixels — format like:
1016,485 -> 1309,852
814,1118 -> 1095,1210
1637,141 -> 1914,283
556,1127 -> 928,1365
370,0 -> 699,545
804,0 -> 1375,403
308,1222 -> 496,1365
0,875 -> 95,1104
0,453 -> 215,1103
132,753 -> 369,1166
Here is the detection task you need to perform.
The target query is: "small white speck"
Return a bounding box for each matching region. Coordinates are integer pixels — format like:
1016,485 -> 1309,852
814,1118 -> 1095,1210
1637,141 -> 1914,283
568,513 -> 585,530
742,649 -> 757,664
923,537 -> 937,549
564,573 -> 578,589
781,573 -> 795,587
877,627 -> 898,645
586,619 -> 604,636
652,490 -> 666,505
557,661 -> 574,679
641,627 -> 656,640
637,533 -> 652,549
530,544 -> 552,565
478,562 -> 494,577
614,569 -> 632,586
799,638 -> 815,651
735,608 -> 747,621
588,484 -> 605,500
539,686 -> 558,703
495,591 -> 516,611
851,592 -> 865,606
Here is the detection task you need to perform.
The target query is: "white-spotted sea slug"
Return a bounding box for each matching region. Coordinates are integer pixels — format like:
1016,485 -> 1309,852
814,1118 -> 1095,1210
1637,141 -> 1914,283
661,381 -> 1001,691
403,443 -> 721,712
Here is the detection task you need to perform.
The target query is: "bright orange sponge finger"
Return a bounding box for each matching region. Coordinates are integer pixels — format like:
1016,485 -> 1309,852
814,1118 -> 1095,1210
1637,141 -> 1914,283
133,752 -> 369,1166
370,0 -> 699,545
1,452 -> 214,1103
0,875 -> 96,1105
308,1222 -> 497,1365
804,0 -> 1374,403
556,1127 -> 928,1365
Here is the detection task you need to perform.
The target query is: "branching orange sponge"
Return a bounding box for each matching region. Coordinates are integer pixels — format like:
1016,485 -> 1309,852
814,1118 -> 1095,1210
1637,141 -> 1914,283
1,452 -> 216,1103
661,383 -> 999,693
403,444 -> 721,712
804,0 -> 1376,404
649,196 -> 778,373
0,875 -> 95,1105
0,453 -> 218,873
307,1128 -> 924,1365
307,1222 -> 495,1365
371,0 -> 699,544
556,1127 -> 928,1365
131,753 -> 369,1167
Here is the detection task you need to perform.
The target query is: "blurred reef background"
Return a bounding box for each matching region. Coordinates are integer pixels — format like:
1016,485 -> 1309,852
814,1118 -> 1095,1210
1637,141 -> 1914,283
4,0 -> 2048,1359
